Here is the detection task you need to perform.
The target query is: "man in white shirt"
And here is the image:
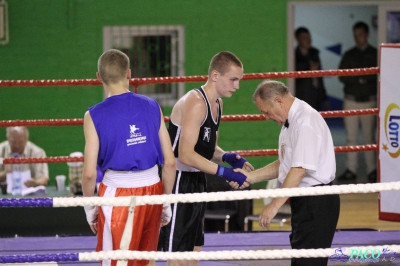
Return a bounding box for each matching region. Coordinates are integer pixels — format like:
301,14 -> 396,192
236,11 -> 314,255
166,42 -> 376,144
234,80 -> 340,266
0,126 -> 49,187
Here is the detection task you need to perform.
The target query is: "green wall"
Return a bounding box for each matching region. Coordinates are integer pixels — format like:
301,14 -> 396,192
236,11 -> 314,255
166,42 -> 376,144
0,0 -> 290,187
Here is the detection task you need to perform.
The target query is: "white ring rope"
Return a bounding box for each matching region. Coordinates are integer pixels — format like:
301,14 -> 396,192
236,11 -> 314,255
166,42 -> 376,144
49,182 -> 400,263
53,181 -> 400,207
77,245 -> 400,261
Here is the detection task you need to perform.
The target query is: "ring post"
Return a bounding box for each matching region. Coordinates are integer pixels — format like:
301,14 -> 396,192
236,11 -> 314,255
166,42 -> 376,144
379,43 -> 400,222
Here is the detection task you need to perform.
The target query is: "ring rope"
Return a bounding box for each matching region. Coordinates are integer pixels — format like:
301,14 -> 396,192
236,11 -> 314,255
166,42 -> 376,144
0,244 -> 397,263
80,245 -> 399,261
0,181 -> 398,208
0,156 -> 84,165
0,144 -> 378,165
0,68 -> 379,88
234,144 -> 378,157
0,67 -> 385,263
0,118 -> 83,127
0,108 -> 379,127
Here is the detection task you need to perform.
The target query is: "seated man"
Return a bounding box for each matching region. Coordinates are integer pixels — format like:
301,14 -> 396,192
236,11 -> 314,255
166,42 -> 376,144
0,126 -> 49,187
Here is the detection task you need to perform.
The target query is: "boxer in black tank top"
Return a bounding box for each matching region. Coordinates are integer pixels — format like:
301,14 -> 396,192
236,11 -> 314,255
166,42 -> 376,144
158,52 -> 252,265
159,87 -> 221,252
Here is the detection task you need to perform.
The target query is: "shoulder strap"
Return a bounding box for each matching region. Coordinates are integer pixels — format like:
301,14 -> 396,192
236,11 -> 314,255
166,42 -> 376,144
195,87 -> 211,119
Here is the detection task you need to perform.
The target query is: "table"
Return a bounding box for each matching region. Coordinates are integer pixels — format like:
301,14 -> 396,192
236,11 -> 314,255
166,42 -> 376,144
1,185 -> 70,198
0,186 -> 92,237
0,179 -> 253,236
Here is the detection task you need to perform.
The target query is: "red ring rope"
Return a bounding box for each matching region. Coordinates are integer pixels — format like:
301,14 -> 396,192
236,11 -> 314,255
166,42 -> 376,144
1,144 -> 378,164
0,68 -> 379,88
2,156 -> 84,164
0,109 -> 379,127
0,67 -> 381,163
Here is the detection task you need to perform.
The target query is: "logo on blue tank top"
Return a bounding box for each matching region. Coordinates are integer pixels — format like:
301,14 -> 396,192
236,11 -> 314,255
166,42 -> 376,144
126,124 -> 147,146
130,125 -> 140,135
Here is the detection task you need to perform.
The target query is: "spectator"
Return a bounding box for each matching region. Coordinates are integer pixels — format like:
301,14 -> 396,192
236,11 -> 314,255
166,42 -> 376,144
0,126 -> 49,187
337,21 -> 378,183
295,27 -> 330,111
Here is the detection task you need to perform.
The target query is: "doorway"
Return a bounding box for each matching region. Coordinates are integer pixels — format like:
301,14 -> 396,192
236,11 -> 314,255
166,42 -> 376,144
287,1 -> 399,107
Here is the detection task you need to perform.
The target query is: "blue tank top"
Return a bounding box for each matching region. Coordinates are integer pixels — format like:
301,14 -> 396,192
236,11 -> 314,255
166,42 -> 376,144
89,92 -> 163,172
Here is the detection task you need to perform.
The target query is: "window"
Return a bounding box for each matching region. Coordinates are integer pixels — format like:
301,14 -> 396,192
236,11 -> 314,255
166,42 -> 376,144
0,0 -> 9,45
103,25 -> 185,107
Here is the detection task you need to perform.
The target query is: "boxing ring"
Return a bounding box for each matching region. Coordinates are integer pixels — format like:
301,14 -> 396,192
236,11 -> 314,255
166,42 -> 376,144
1,44 -> 400,265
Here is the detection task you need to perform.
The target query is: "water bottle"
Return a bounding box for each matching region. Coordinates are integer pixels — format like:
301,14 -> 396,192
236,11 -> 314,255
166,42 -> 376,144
12,154 -> 22,196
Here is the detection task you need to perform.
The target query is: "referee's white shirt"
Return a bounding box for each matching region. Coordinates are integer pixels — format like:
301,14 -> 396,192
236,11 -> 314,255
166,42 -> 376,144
278,98 -> 335,187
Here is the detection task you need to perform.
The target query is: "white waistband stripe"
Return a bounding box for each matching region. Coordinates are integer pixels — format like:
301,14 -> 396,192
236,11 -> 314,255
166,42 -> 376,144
102,165 -> 159,188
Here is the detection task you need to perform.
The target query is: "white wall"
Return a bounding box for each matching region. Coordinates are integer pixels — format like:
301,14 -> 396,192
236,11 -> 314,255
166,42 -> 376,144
294,4 -> 378,100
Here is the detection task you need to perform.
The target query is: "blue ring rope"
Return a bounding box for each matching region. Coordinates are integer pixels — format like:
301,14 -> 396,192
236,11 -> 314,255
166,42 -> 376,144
0,198 -> 53,207
0,253 -> 80,263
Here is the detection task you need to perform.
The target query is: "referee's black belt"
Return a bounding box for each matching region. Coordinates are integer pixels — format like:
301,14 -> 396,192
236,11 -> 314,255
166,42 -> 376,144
312,181 -> 333,187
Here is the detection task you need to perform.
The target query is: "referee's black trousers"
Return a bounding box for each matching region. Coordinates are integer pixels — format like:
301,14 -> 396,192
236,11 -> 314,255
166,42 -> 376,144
289,191 -> 340,266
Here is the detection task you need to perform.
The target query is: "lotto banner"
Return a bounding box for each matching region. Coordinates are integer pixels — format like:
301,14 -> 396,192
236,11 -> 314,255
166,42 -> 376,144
379,44 -> 400,222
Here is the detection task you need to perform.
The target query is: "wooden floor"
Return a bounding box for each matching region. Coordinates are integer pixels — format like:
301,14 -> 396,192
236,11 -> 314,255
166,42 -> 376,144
250,193 -> 400,231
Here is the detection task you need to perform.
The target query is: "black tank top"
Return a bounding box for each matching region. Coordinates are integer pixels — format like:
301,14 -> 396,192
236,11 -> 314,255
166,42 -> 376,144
169,87 -> 221,160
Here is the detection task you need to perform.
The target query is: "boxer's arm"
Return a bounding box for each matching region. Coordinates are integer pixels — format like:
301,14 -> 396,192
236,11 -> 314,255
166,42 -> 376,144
82,111 -> 99,234
82,111 -> 99,198
211,146 -> 225,164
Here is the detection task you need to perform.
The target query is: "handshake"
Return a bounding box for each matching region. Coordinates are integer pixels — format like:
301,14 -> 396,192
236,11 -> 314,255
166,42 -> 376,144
216,153 -> 254,187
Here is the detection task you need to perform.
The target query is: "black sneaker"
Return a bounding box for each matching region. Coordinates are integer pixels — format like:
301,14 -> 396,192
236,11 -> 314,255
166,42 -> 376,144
367,169 -> 377,183
338,169 -> 357,181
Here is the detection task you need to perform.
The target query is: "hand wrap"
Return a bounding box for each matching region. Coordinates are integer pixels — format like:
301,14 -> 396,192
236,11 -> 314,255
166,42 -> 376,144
84,206 -> 98,225
222,153 -> 247,169
161,203 -> 172,223
216,165 -> 246,186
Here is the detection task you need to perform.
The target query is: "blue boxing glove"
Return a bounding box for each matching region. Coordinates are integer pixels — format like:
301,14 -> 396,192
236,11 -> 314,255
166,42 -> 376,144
222,152 -> 247,169
216,165 -> 246,186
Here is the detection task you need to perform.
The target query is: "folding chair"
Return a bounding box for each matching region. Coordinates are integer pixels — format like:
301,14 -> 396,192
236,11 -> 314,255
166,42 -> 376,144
204,209 -> 237,233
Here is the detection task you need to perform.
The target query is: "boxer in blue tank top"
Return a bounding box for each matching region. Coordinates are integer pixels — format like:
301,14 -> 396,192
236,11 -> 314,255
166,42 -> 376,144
82,49 -> 176,266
